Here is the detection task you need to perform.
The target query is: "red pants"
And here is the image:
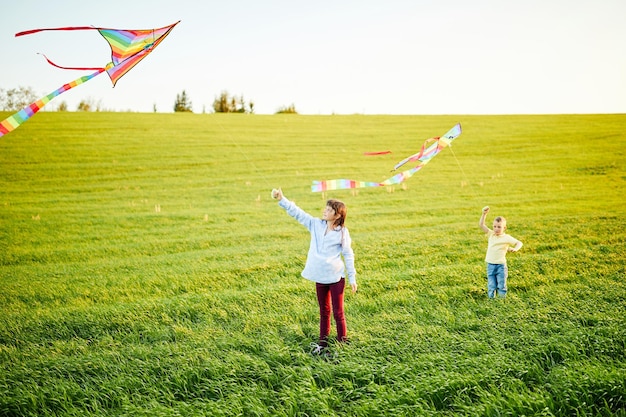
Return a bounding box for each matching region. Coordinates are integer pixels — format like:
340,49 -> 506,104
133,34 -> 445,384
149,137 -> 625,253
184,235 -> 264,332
315,278 -> 347,346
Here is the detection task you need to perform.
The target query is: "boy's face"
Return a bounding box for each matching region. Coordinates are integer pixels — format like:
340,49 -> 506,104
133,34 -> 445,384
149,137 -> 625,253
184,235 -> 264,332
493,220 -> 506,236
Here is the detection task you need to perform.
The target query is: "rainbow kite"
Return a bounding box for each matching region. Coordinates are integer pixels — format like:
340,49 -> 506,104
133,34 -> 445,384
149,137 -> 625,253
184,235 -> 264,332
0,21 -> 180,138
312,123 -> 462,192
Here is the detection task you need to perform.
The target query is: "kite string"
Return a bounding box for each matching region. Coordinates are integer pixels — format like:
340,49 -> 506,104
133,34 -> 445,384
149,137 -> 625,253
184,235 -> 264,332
448,145 -> 482,204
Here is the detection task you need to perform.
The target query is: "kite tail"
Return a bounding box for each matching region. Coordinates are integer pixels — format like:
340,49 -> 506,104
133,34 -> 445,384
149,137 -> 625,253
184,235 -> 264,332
15,26 -> 98,37
311,179 -> 384,192
0,68 -> 105,138
311,159 -> 433,192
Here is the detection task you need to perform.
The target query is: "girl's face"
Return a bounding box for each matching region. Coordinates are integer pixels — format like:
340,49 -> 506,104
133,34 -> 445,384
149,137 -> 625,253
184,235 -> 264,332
492,220 -> 506,236
323,205 -> 339,222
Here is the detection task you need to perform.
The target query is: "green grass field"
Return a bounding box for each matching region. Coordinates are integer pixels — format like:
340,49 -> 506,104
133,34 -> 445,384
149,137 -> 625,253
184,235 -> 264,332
0,112 -> 624,416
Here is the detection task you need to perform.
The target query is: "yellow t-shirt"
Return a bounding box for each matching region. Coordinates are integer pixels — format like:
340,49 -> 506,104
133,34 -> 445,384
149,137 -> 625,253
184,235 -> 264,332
485,231 -> 520,264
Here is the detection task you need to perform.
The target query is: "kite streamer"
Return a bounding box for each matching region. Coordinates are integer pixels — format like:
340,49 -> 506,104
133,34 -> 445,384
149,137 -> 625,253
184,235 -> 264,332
0,68 -> 106,136
311,123 -> 462,192
363,150 -> 391,156
1,21 -> 179,138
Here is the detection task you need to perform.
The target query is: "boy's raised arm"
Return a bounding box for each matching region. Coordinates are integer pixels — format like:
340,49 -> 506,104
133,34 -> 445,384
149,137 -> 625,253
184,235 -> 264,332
479,206 -> 491,233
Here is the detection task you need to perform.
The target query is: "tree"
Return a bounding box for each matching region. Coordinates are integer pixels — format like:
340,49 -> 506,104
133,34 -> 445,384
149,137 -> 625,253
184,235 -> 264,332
275,104 -> 298,114
77,100 -> 92,112
76,98 -> 102,112
212,91 -> 253,113
174,90 -> 193,112
212,91 -> 231,113
0,86 -> 38,111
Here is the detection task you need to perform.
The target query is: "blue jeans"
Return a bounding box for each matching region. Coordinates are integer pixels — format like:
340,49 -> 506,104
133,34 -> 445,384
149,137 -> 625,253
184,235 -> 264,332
486,263 -> 508,298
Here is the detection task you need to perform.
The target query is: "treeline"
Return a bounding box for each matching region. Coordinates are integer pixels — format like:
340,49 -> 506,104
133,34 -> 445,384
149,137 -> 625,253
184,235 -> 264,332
1,86 -> 298,114
175,90 -> 297,114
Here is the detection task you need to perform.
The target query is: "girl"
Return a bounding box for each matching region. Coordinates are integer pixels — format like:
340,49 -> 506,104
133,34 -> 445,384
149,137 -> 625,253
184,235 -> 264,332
272,188 -> 357,354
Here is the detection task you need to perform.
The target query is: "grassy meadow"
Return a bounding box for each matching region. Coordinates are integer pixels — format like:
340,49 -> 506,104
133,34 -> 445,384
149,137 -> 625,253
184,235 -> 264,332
0,112 -> 624,416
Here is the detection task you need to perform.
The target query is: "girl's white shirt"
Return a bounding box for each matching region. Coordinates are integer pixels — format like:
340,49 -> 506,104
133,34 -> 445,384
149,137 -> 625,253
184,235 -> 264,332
279,197 -> 356,285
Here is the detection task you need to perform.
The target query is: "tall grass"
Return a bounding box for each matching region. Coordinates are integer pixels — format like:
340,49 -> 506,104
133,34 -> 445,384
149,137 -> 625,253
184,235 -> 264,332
0,112 -> 624,416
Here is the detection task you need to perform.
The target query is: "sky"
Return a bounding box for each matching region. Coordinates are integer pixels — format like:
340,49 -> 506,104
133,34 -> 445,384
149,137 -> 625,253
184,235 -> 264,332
1,0 -> 625,115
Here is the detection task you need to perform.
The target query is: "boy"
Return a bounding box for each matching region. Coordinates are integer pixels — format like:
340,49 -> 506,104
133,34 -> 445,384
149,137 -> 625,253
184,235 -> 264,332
479,206 -> 523,298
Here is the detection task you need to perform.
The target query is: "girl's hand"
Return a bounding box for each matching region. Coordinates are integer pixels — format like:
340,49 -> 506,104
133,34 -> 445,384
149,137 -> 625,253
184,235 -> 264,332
351,283 -> 358,294
482,206 -> 490,214
271,188 -> 283,200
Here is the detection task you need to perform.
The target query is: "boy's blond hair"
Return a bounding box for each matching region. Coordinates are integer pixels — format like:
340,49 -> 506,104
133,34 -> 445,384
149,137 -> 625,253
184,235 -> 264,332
494,216 -> 507,227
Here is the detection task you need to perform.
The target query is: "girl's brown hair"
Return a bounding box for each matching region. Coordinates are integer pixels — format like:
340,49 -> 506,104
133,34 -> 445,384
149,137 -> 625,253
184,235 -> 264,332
327,199 -> 347,228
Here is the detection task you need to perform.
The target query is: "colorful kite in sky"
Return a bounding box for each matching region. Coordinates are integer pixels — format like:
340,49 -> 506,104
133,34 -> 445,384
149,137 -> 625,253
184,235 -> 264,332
311,123 -> 462,192
0,21 -> 180,138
